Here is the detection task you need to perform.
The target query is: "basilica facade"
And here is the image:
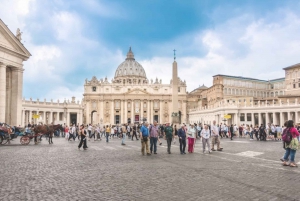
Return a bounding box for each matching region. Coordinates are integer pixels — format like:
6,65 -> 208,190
83,48 -> 187,125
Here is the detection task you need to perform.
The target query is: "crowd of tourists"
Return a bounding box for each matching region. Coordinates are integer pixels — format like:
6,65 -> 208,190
22,119 -> 300,167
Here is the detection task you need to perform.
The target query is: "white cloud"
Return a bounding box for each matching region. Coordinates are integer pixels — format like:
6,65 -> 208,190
141,9 -> 300,92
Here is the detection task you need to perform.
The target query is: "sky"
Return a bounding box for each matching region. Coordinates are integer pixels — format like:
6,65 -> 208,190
1,0 -> 300,101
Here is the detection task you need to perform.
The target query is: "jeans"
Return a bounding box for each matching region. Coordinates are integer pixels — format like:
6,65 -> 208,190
250,131 -> 253,139
106,133 -> 109,142
150,137 -> 158,153
179,138 -> 186,153
166,137 -> 172,153
284,148 -> 296,162
122,133 -> 126,144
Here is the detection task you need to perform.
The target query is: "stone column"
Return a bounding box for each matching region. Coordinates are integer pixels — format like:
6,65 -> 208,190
160,100 -> 163,124
22,110 -> 25,126
10,68 -> 24,126
287,112 -> 291,121
235,113 -> 239,125
110,100 -> 114,124
272,112 -> 276,125
280,112 -> 283,126
0,63 -> 6,123
266,112 -> 269,125
131,100 -> 134,124
66,112 -> 69,126
50,112 -> 53,124
43,111 -> 47,124
29,111 -> 32,124
120,100 -> 123,124
251,113 -> 254,126
99,100 -> 103,123
147,100 -> 150,122
150,100 -> 153,123
124,100 -> 128,124
258,113 -> 261,125
140,100 -> 143,122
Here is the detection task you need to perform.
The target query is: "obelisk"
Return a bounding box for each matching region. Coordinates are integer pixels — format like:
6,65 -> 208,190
171,50 -> 179,124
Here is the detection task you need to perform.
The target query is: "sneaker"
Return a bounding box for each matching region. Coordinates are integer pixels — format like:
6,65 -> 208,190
154,152 -> 157,154
147,153 -> 151,156
211,148 -> 216,151
159,143 -> 162,145
121,143 -> 126,145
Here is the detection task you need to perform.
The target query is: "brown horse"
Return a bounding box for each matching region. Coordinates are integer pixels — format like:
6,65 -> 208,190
34,124 -> 63,144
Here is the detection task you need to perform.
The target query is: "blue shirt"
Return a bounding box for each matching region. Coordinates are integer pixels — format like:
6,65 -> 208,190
177,128 -> 186,139
140,125 -> 149,137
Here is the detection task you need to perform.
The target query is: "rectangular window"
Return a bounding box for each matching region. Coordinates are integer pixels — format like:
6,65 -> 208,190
115,115 -> 120,124
247,113 -> 251,121
178,87 -> 180,92
293,84 -> 296,88
240,113 -> 245,121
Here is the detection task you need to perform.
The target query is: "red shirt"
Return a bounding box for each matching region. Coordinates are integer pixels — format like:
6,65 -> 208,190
65,127 -> 69,133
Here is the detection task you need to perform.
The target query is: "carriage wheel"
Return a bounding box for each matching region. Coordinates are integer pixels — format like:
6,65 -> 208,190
1,136 -> 9,145
20,136 -> 30,145
0,136 -> 3,144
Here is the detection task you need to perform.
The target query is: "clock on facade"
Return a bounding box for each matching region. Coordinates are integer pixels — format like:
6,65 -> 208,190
135,109 -> 139,113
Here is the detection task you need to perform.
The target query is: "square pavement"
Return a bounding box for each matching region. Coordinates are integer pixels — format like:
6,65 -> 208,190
0,136 -> 299,200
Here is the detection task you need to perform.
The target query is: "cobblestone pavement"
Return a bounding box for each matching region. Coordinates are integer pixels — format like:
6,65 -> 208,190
0,136 -> 300,201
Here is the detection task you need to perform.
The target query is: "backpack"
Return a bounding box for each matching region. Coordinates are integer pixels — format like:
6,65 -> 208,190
282,128 -> 292,144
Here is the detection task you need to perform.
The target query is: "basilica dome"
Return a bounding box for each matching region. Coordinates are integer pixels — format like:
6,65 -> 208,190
114,47 -> 147,80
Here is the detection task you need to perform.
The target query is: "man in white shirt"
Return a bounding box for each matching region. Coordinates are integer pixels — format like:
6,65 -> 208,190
211,120 -> 223,151
233,124 -> 238,137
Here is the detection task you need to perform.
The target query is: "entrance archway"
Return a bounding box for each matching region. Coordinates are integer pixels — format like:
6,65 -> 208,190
91,110 -> 97,125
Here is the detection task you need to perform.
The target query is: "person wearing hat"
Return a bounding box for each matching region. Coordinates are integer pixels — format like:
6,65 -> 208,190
164,122 -> 174,154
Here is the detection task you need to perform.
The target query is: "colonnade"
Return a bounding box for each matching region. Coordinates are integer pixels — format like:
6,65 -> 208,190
190,110 -> 300,126
86,99 -> 187,125
21,110 -> 82,126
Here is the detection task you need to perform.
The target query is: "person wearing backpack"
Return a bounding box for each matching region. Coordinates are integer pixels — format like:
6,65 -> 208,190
282,120 -> 299,167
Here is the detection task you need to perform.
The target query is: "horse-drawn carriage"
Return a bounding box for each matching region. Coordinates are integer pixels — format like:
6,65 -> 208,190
0,123 -> 63,145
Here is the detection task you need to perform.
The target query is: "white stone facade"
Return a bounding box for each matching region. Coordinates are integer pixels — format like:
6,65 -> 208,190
83,48 -> 187,125
21,97 -> 83,126
0,19 -> 31,126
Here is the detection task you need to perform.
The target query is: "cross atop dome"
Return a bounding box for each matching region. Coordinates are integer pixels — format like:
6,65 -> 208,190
126,46 -> 135,60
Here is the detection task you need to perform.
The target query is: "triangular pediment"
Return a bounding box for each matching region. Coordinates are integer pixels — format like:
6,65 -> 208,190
0,19 -> 31,59
124,88 -> 151,95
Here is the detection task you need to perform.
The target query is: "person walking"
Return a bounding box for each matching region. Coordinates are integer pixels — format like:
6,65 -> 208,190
211,120 -> 223,151
178,124 -> 186,154
187,124 -> 196,153
230,124 -> 234,140
149,121 -> 160,154
164,122 -> 174,154
201,125 -> 211,154
87,124 -> 92,138
140,122 -> 150,156
65,125 -> 69,140
78,125 -> 88,150
68,124 -> 76,141
105,125 -> 110,143
132,124 -> 139,141
121,124 -> 126,145
282,120 -> 299,167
